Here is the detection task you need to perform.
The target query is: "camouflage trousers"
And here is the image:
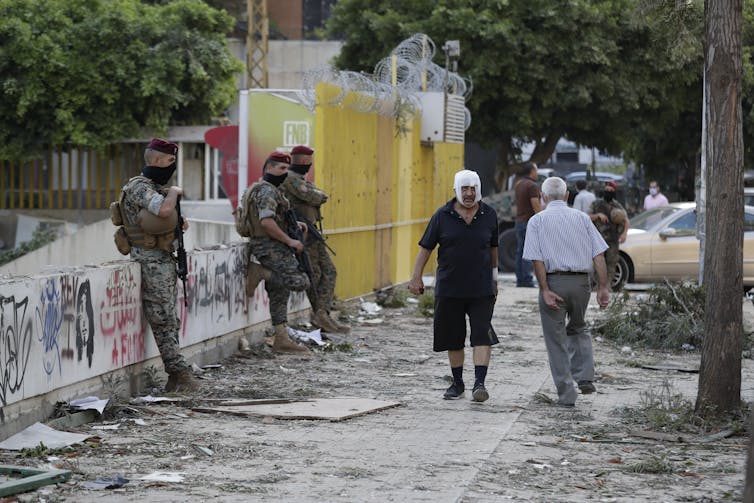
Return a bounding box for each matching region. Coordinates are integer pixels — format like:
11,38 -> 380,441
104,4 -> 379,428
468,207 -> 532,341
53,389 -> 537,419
135,251 -> 188,374
306,239 -> 337,312
249,238 -> 310,325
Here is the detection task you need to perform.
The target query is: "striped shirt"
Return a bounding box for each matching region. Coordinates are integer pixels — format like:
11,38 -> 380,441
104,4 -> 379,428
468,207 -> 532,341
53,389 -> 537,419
523,200 -> 608,273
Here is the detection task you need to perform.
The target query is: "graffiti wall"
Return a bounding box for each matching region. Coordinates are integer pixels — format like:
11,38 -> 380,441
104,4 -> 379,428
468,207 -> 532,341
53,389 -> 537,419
0,244 -> 306,413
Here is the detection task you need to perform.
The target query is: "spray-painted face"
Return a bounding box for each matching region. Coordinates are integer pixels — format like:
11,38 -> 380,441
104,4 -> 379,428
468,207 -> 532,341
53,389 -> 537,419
454,169 -> 482,208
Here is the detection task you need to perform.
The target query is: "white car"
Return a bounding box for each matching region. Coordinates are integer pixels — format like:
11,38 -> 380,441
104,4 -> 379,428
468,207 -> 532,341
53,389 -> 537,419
615,202 -> 754,290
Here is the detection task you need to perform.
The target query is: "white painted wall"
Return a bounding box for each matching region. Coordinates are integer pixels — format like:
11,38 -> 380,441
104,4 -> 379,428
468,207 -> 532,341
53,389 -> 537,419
0,244 -> 308,436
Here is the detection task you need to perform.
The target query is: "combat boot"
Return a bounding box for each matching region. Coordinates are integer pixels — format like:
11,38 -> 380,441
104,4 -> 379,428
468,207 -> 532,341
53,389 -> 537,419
246,261 -> 272,296
311,309 -> 341,333
328,314 -> 351,334
165,368 -> 200,392
272,324 -> 312,354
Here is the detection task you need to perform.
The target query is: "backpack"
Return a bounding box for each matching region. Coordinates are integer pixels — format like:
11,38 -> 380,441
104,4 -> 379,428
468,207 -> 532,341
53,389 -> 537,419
234,186 -> 254,237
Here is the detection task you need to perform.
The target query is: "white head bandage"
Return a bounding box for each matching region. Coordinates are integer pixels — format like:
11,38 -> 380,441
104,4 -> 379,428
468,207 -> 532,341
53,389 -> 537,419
453,169 -> 482,205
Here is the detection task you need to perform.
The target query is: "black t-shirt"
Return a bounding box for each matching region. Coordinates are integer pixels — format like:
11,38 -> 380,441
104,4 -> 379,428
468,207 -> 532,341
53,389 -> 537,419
419,199 -> 499,298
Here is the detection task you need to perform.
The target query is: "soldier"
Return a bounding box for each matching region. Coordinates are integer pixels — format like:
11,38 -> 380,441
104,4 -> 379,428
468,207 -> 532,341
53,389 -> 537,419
241,151 -> 312,354
117,138 -> 198,392
280,145 -> 349,334
588,180 -> 630,283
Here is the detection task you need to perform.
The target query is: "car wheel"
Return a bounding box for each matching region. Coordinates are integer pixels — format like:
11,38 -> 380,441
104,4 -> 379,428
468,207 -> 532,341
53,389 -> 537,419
612,254 -> 630,292
498,228 -> 517,272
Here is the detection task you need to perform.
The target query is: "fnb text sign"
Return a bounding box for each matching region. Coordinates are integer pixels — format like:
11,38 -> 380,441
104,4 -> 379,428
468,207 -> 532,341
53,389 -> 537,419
283,121 -> 310,147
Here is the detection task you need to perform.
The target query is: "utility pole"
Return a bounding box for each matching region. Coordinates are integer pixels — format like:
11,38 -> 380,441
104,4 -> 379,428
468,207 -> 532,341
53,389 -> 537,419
246,0 -> 269,89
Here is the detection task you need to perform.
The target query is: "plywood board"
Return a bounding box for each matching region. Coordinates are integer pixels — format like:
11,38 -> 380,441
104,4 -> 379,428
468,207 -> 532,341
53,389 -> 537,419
641,363 -> 699,373
192,397 -> 401,421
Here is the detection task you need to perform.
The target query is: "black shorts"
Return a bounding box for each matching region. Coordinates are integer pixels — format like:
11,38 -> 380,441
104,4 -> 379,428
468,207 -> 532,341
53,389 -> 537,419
433,296 -> 498,352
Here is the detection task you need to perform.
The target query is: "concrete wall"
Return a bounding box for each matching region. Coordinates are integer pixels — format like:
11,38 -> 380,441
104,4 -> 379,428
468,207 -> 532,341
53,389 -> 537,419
0,243 -> 308,440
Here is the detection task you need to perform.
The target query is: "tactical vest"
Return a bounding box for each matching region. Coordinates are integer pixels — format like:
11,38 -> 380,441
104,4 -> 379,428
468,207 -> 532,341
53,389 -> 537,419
591,199 -> 625,241
110,176 -> 176,254
243,181 -> 290,238
280,177 -> 321,223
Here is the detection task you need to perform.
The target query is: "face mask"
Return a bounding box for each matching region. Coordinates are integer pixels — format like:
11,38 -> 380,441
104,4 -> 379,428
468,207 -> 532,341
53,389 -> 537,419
649,188 -> 658,196
263,172 -> 288,186
141,163 -> 176,185
603,191 -> 615,202
290,164 -> 311,175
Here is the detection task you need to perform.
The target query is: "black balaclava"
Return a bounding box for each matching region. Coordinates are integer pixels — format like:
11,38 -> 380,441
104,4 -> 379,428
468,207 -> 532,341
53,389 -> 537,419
289,163 -> 312,175
263,172 -> 288,186
603,191 -> 615,202
142,163 -> 176,185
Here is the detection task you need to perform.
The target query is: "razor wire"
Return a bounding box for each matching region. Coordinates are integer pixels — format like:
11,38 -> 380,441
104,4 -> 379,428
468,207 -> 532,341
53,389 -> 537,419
297,33 -> 469,122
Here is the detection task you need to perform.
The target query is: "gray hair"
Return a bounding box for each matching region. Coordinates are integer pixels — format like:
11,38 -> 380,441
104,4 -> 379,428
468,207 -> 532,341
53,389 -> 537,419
541,177 -> 567,200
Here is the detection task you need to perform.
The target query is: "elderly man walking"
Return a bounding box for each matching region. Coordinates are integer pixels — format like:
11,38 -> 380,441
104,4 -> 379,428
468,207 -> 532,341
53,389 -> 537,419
408,169 -> 499,402
523,177 -> 610,407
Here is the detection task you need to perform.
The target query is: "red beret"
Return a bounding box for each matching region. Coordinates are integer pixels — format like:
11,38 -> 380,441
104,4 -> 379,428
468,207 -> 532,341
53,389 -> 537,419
290,145 -> 314,155
148,137 -> 178,155
267,151 -> 291,164
605,181 -> 618,190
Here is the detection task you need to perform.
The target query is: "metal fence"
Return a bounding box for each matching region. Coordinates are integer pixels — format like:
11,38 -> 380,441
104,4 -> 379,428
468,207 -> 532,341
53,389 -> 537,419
1,144 -> 150,210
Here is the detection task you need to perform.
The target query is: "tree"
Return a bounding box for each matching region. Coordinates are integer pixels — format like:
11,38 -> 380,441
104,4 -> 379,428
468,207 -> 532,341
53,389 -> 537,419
327,0 -> 702,189
696,0 -> 744,416
0,0 -> 243,160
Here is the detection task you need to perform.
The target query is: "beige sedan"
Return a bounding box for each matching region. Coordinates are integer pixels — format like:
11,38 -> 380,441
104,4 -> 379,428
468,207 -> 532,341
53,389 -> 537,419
615,202 -> 754,290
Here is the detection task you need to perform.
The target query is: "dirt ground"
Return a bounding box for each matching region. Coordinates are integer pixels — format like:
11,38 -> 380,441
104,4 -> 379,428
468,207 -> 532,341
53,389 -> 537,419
1,276 -> 752,502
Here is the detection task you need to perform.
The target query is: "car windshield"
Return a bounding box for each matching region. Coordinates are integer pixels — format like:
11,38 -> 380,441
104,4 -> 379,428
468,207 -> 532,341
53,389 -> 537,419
630,206 -> 682,230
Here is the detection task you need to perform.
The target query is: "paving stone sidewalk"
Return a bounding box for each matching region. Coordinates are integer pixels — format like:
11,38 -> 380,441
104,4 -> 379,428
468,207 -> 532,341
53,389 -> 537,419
3,275 -> 750,502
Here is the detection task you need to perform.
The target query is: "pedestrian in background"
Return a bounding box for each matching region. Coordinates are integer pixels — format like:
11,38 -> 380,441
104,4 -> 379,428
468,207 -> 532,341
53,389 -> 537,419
280,145 -> 349,334
572,179 -> 596,213
116,138 -> 198,392
408,169 -> 499,402
523,177 -> 610,407
588,180 -> 629,283
643,180 -> 669,210
514,161 -> 541,287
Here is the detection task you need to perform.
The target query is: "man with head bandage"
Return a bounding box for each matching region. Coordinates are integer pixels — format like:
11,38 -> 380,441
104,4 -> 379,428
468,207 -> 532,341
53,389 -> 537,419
408,169 -> 500,402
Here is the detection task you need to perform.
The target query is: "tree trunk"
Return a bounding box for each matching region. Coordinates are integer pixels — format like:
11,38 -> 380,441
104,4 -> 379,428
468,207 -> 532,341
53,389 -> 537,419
529,130 -> 562,166
696,0 -> 743,416
494,140 -> 512,192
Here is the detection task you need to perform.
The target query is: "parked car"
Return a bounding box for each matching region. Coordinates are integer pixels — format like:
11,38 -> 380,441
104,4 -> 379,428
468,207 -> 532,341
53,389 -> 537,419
564,171 -> 624,183
615,202 -> 754,290
745,187 -> 754,207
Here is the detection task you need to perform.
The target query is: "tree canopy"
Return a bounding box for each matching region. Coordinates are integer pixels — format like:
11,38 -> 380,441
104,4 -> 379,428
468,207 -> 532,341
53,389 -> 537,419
326,0 -> 705,182
0,0 -> 243,160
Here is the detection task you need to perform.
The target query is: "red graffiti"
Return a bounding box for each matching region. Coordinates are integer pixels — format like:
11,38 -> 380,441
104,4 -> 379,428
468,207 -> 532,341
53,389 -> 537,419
100,268 -> 143,367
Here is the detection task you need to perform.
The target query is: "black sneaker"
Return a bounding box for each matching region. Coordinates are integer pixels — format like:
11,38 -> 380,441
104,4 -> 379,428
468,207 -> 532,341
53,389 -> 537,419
443,382 -> 465,400
578,381 -> 596,394
472,383 -> 489,402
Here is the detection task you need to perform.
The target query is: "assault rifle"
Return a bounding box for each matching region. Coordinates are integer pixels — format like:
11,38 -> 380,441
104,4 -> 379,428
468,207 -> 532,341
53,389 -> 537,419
302,218 -> 336,256
284,209 -> 313,278
175,196 -> 188,307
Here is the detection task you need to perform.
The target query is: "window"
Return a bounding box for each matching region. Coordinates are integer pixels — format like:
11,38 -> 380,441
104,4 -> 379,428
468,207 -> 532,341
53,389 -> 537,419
667,211 -> 696,233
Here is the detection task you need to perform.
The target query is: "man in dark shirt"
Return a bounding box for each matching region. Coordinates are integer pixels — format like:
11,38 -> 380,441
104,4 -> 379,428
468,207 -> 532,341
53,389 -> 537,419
408,170 -> 499,402
514,161 -> 542,287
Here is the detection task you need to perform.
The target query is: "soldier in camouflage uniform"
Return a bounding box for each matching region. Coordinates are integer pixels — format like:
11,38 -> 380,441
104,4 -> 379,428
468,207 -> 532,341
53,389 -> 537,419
280,145 -> 349,334
242,151 -> 312,354
119,138 -> 198,392
588,180 -> 630,284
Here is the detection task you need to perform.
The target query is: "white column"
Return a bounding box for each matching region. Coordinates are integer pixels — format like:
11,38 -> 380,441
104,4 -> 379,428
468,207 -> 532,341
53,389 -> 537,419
238,89 -> 250,207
